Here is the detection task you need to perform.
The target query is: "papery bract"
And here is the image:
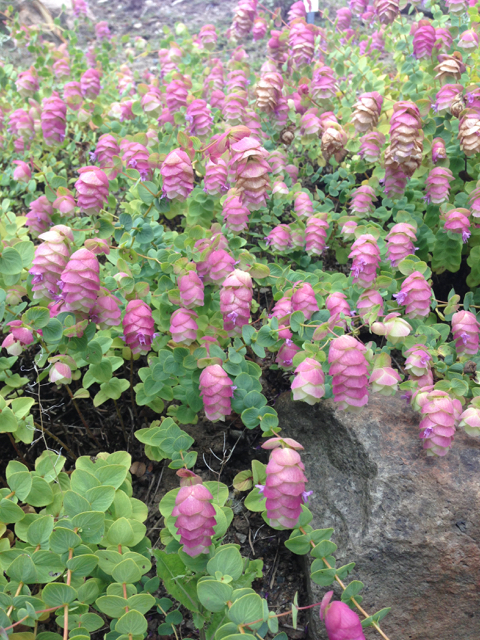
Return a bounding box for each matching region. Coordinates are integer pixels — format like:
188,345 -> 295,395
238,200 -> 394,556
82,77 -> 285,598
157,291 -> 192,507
123,300 -> 155,355
199,364 -> 233,422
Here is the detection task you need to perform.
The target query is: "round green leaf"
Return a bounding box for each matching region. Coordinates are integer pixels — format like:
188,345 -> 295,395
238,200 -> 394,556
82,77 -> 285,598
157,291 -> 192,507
198,579 -> 233,613
42,583 -> 77,607
0,247 -> 23,275
115,610 -> 148,635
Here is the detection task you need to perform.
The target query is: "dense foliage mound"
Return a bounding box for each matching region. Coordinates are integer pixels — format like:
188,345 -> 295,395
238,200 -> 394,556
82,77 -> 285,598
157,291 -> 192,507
1,0 -> 480,638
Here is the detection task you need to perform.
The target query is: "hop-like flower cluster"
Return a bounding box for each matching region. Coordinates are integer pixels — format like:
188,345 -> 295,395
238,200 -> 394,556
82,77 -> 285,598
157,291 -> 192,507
435,84 -> 463,113
13,160 -> 31,183
220,269 -> 253,334
232,0 -> 257,38
329,336 -> 369,411
292,358 -> 325,405
75,166 -> 109,214
30,225 -> 73,300
371,312 -> 411,344
26,196 -> 54,237
413,20 -> 436,59
452,310 -> 479,355
388,101 -> 423,176
80,68 -> 101,99
123,300 -> 155,354
459,399 -> 480,437
289,19 -> 315,67
276,339 -> 301,368
350,0 -> 368,15
444,208 -> 471,242
359,131 -> 385,162
321,123 -> 348,162
222,189 -> 251,232
300,108 -> 321,138
357,289 -> 384,320
199,364 -> 234,421
60,248 -> 100,316
91,288 -> 121,329
385,222 -> 417,266
292,283 -> 318,320
95,21 -> 111,41
405,344 -> 432,379
172,472 -> 216,557
16,68 -> 39,97
161,148 -> 194,201
9,109 -> 34,139
432,137 -> 447,163
120,140 -> 151,181
198,24 -> 217,49
394,271 -> 431,319
326,292 -> 351,329
435,52 -> 466,85
459,110 -> 480,156
166,76 -> 189,112
230,136 -> 270,210
63,81 -> 83,111
41,93 -> 67,145
179,269 -> 204,309
320,591 -> 366,640
255,71 -> 284,114
425,167 -> 454,204
204,158 -> 228,196
349,234 -> 380,287
198,248 -> 235,285
170,308 -> 198,345
186,99 -> 213,138
53,58 -> 70,80
288,1 -> 306,22
417,390 -> 461,457
93,134 -> 120,179
253,16 -> 267,40
374,0 -> 399,24
306,215 -> 329,256
311,65 -> 337,102
349,185 -> 377,216
446,0 -> 468,13
351,92 -> 383,133
1,321 -> 34,356
262,438 -> 308,529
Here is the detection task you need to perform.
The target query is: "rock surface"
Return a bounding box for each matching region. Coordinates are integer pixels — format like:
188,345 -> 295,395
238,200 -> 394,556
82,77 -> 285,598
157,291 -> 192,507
276,392 -> 480,640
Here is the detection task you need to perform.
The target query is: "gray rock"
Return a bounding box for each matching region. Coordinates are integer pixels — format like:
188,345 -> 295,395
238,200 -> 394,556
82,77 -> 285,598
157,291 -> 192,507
276,392 -> 480,640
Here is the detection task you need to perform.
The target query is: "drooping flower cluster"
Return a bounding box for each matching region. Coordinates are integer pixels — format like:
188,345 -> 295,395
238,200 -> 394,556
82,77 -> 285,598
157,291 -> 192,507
75,166 -> 109,214
199,364 -> 234,422
122,300 -> 155,354
417,390 -> 461,457
329,336 -> 369,411
41,93 -> 67,145
351,92 -> 383,133
220,269 -> 253,334
172,471 -> 217,557
30,225 -> 73,301
349,234 -> 380,287
385,223 -> 417,266
161,149 -> 194,201
291,358 -> 325,405
394,271 -> 432,319
261,437 -> 308,529
59,248 -> 100,316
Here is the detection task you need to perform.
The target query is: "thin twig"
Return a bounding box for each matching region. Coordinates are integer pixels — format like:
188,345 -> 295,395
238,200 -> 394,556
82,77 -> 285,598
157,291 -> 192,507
114,399 -> 128,446
65,385 -> 101,447
33,422 -> 78,460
